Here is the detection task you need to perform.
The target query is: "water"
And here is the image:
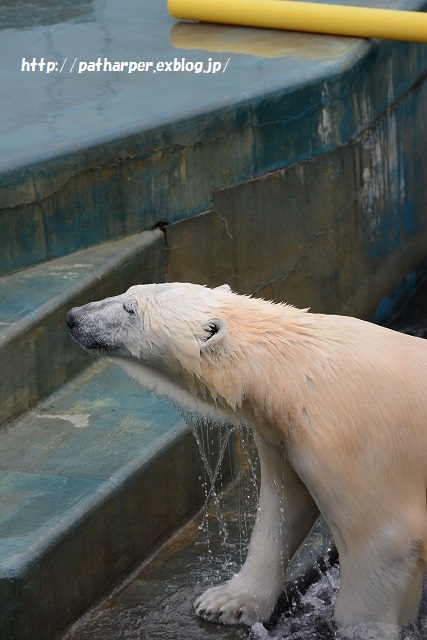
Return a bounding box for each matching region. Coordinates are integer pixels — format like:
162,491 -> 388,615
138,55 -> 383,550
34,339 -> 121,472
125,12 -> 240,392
249,564 -> 427,640
190,417 -> 236,546
249,565 -> 339,640
60,418 -> 427,640
185,416 -> 260,575
187,417 -> 427,640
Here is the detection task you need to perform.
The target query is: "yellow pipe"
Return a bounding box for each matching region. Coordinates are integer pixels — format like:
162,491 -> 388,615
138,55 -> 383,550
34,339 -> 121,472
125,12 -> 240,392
167,0 -> 427,43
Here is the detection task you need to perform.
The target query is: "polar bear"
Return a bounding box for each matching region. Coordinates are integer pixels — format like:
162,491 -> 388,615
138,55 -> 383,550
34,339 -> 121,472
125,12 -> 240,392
66,282 -> 427,633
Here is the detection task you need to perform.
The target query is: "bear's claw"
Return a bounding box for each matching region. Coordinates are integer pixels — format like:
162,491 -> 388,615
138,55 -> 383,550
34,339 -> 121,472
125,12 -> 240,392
195,581 -> 270,625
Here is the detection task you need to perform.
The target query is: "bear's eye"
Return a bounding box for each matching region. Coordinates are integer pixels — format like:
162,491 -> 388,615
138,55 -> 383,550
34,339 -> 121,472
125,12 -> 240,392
123,300 -> 136,315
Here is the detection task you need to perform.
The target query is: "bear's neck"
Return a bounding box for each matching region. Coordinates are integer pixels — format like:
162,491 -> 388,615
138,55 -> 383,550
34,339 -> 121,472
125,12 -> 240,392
198,306 -> 340,442
112,355 -> 234,425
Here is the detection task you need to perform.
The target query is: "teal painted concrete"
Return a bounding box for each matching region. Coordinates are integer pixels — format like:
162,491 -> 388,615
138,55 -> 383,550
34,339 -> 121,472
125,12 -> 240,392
373,269 -> 419,324
0,359 -> 211,640
0,0 -> 426,637
60,488 -> 335,640
0,229 -> 164,429
1,1 -> 426,274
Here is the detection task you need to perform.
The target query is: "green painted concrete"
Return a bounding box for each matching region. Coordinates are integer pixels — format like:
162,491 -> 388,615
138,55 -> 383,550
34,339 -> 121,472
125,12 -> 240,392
0,0 -> 427,637
0,229 -> 164,430
1,1 -> 426,275
0,359 -> 213,640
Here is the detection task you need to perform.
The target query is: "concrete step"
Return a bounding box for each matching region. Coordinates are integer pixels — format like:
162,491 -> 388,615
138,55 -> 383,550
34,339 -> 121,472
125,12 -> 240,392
0,229 -> 164,430
59,471 -> 336,640
0,357 -> 214,640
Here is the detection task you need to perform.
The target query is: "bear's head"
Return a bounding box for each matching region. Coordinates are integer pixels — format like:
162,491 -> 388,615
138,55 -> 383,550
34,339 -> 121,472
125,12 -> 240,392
66,282 -> 243,416
66,282 -> 231,362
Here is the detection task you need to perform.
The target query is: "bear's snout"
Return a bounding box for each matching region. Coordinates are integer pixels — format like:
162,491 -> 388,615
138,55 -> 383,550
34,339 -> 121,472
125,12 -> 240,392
65,307 -> 80,329
66,300 -> 126,354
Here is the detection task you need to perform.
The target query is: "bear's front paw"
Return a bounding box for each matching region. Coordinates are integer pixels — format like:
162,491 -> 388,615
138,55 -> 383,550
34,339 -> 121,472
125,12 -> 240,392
194,580 -> 273,625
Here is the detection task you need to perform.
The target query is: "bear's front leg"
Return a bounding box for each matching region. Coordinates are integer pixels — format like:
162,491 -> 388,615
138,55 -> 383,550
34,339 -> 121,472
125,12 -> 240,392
194,435 -> 319,624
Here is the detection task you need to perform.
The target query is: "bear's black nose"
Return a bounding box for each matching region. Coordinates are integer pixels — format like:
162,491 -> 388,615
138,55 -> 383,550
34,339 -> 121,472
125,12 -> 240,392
66,309 -> 77,328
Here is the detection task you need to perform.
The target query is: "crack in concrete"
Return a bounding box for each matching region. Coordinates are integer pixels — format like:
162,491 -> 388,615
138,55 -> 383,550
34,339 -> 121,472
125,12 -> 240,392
214,208 -> 233,240
251,229 -> 330,295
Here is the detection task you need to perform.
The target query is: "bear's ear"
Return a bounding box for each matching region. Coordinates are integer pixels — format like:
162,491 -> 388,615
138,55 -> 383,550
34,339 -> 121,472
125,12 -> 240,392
214,284 -> 231,293
200,318 -> 227,347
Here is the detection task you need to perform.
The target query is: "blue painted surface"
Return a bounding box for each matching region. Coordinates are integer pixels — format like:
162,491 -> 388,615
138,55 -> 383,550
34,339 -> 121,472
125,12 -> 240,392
0,357 -> 183,545
0,233 -> 156,332
373,269 -> 419,324
0,0 -> 422,166
0,0 -> 362,172
0,230 -> 165,429
0,358 -> 199,639
0,472 -> 99,570
1,0 -> 426,275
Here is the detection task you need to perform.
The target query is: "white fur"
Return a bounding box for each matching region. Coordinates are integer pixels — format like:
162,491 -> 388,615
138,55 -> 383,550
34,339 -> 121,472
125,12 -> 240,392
113,356 -> 233,425
67,282 -> 427,634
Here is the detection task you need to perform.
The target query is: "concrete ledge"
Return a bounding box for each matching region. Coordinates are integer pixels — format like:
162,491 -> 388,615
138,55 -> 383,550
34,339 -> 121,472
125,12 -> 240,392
0,229 -> 165,429
1,1 -> 426,275
0,359 -> 218,640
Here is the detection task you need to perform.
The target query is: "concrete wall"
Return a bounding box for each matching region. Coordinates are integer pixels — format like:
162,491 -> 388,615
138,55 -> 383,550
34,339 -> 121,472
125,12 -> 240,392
166,70 -> 427,319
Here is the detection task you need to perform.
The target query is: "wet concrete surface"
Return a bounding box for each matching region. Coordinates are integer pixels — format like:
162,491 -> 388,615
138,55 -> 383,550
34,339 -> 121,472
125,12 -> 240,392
0,0 -> 369,173
59,438 -> 335,640
2,0 -> 426,191
60,479 -> 260,640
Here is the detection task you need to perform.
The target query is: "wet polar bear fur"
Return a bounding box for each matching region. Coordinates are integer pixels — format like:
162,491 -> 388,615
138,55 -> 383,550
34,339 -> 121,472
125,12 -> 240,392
66,282 -> 427,633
